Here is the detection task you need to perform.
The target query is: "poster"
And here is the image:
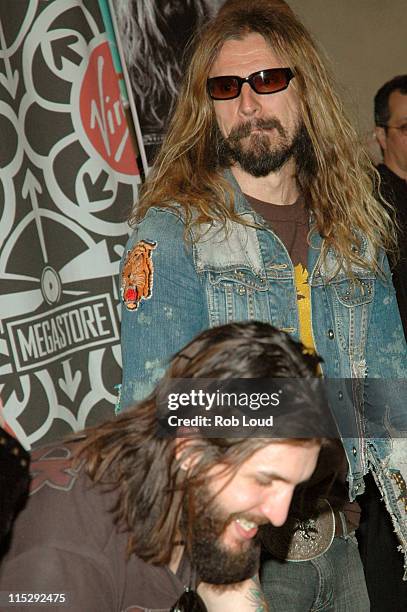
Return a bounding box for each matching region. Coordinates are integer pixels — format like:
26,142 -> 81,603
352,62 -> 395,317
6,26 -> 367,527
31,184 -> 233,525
0,0 -> 223,448
0,0 -> 143,448
114,0 -> 224,164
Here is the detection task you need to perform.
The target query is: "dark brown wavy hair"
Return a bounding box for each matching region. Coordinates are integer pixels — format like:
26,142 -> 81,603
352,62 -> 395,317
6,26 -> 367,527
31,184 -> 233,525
132,0 -> 395,272
74,321 -> 330,565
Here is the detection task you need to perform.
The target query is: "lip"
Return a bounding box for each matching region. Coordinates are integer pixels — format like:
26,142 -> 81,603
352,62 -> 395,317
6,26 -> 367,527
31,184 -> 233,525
233,519 -> 259,541
249,128 -> 274,135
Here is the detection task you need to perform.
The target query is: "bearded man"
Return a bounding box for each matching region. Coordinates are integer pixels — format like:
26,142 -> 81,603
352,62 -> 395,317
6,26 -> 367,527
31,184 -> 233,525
119,0 -> 406,608
0,322 -> 332,611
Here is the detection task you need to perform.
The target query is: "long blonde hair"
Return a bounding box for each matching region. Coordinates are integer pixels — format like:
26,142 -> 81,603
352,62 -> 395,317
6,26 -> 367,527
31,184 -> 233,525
131,1 -> 395,269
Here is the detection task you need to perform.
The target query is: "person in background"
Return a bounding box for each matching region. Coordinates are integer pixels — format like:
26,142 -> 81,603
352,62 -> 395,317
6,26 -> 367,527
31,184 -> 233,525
0,322 -> 333,611
374,74 -> 407,338
119,0 -> 407,609
354,75 -> 407,612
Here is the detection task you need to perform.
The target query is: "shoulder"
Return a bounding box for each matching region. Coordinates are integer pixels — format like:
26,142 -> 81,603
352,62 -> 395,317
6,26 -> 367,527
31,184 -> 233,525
376,164 -> 398,199
376,163 -> 393,182
9,442 -> 117,555
135,206 -> 186,237
123,207 -> 192,258
122,206 -> 198,278
0,442 -> 132,609
30,442 -> 90,498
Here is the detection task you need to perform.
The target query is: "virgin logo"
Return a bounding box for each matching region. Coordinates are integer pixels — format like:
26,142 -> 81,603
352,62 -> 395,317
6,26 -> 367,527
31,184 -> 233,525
80,41 -> 138,175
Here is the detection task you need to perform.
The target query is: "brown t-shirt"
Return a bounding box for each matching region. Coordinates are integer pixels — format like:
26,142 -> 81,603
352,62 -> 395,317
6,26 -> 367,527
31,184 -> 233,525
245,193 -> 309,268
0,443 -> 193,612
246,194 -> 314,351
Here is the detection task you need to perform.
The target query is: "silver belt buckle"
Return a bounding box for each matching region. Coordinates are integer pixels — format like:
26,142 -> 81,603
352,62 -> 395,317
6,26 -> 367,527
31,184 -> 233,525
261,499 -> 335,562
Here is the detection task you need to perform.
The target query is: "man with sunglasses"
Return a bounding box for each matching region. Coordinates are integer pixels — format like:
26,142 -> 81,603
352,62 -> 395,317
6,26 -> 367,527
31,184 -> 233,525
0,322 -> 335,611
119,1 -> 407,609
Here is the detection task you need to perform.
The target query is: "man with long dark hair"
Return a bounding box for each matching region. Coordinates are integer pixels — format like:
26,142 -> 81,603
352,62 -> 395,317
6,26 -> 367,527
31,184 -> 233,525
119,0 -> 406,608
0,322 -> 332,610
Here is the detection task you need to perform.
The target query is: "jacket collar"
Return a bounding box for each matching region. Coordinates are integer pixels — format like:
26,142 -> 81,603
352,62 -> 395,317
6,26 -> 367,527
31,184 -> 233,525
223,169 -> 254,216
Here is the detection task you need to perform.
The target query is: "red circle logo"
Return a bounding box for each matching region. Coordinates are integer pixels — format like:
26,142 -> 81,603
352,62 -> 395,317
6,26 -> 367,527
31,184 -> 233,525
80,41 -> 139,176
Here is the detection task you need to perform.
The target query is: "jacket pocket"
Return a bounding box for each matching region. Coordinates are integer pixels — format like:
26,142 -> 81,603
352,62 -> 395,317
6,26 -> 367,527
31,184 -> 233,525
205,268 -> 268,325
332,276 -> 374,307
330,275 -> 375,356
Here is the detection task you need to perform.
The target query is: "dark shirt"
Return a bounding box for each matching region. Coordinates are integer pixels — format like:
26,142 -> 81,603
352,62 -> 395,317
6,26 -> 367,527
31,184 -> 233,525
377,163 -> 407,338
0,428 -> 30,547
245,194 -> 309,268
0,442 -> 193,612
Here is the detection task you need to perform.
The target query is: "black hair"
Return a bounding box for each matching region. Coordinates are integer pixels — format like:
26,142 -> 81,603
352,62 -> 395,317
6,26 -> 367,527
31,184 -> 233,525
374,74 -> 407,127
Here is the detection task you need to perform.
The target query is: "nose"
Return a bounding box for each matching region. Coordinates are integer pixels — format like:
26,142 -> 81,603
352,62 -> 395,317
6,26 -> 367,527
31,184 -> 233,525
259,486 -> 294,527
238,82 -> 262,117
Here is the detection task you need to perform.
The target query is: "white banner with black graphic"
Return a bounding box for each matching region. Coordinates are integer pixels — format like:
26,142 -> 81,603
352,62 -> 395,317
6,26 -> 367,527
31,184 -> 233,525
0,0 -> 144,447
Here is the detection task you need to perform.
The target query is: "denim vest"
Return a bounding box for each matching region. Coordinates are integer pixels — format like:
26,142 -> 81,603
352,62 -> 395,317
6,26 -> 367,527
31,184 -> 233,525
120,173 -> 407,571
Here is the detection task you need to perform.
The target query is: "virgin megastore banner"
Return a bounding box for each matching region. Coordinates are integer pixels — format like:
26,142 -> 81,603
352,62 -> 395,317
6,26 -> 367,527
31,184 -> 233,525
0,0 -> 145,448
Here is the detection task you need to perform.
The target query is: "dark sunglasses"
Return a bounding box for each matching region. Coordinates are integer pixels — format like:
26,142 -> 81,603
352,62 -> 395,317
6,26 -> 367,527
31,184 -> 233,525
207,67 -> 294,100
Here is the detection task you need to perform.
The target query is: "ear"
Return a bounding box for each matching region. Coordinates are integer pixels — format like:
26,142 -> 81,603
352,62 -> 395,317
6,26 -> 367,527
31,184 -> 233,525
174,438 -> 201,472
375,126 -> 387,152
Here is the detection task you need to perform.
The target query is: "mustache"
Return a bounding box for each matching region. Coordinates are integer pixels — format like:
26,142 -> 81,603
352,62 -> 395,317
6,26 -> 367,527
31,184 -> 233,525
228,118 -> 287,142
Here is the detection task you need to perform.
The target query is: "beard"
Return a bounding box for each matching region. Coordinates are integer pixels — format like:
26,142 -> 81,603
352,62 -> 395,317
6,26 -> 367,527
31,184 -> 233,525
181,486 -> 262,585
216,116 -> 309,178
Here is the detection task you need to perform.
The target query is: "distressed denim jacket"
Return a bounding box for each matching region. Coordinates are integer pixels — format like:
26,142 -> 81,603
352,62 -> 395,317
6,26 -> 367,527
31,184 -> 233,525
120,172 -> 407,571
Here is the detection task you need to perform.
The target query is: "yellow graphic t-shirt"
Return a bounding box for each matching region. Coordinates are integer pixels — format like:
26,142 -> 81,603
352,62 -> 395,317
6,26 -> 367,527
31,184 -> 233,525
294,263 -> 314,351
245,193 -> 316,353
